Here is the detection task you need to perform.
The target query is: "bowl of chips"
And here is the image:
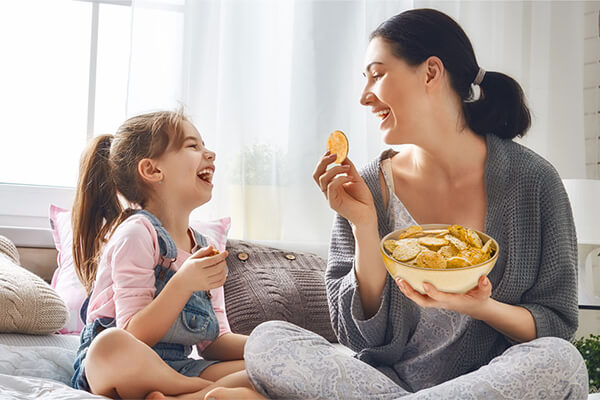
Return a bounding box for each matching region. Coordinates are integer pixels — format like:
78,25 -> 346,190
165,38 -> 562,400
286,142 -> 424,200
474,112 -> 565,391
380,224 -> 499,294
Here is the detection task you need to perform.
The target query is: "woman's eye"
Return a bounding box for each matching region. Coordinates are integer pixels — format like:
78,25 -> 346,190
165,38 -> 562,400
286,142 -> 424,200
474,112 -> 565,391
372,74 -> 382,81
188,144 -> 199,149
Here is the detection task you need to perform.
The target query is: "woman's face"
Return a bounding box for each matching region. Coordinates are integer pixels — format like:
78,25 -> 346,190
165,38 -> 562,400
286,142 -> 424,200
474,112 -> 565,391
360,37 -> 427,145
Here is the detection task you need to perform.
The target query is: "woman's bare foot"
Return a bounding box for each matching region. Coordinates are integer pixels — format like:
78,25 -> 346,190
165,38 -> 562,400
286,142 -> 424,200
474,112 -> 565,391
203,387 -> 268,400
145,391 -> 167,400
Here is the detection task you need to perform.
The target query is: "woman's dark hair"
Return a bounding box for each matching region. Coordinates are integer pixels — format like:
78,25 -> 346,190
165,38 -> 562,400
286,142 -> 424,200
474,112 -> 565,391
370,8 -> 531,139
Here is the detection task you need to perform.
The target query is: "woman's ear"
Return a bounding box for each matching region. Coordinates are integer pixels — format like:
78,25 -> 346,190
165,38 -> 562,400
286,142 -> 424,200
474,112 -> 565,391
138,158 -> 163,185
424,56 -> 444,86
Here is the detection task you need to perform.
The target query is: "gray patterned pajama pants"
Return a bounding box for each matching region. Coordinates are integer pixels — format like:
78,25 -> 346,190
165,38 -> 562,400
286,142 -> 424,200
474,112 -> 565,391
244,321 -> 589,400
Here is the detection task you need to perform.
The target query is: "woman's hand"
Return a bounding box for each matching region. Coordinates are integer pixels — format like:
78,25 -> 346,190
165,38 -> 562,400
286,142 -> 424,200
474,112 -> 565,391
175,246 -> 229,295
312,152 -> 376,227
395,275 -> 493,319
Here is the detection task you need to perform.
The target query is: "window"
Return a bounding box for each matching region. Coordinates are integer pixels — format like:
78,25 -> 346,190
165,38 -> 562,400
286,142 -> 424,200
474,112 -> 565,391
0,0 -> 132,245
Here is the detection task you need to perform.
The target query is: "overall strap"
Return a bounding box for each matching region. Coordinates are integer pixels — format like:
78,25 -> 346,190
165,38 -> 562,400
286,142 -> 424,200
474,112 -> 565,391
135,209 -> 178,263
190,228 -> 209,249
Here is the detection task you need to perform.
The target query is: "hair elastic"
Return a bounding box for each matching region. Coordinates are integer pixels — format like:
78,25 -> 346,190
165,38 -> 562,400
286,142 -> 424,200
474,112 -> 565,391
464,67 -> 486,103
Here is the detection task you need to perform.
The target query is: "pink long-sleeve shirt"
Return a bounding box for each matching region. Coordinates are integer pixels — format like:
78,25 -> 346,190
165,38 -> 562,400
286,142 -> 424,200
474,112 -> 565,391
86,214 -> 231,350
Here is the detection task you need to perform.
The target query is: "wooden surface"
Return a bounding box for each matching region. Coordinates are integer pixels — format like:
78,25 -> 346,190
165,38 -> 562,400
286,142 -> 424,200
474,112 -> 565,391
16,247 -> 58,283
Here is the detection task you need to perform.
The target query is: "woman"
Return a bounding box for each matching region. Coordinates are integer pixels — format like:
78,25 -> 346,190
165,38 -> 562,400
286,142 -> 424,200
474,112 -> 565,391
237,8 -> 588,400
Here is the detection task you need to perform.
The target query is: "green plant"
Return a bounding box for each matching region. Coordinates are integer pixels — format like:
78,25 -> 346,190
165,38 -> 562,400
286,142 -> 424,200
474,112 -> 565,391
228,144 -> 287,185
573,333 -> 600,393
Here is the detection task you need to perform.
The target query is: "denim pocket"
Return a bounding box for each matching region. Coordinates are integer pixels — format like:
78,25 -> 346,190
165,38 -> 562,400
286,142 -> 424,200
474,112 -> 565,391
179,292 -> 219,342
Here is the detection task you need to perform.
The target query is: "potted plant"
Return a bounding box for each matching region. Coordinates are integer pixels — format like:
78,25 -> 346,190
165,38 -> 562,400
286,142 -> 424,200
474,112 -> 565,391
573,333 -> 600,393
227,144 -> 288,240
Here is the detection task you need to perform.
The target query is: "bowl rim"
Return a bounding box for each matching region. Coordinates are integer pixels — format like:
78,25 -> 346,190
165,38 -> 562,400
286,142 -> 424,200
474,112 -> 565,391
381,223 -> 499,272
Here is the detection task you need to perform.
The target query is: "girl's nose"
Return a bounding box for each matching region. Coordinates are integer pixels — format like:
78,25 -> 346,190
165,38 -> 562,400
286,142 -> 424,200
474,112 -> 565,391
205,150 -> 216,161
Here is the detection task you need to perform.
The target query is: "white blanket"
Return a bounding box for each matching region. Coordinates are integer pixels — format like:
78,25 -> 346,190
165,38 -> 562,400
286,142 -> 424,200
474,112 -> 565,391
0,373 -> 105,400
0,333 -> 104,399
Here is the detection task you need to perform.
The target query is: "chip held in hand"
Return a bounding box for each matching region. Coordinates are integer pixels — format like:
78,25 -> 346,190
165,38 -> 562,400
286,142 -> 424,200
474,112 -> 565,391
327,130 -> 349,164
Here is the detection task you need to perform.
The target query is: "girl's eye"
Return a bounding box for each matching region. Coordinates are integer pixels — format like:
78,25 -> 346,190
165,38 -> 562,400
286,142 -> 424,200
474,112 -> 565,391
372,74 -> 382,81
187,144 -> 199,149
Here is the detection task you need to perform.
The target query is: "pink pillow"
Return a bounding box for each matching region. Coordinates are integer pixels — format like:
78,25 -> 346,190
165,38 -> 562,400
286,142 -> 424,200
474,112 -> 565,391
48,204 -> 231,334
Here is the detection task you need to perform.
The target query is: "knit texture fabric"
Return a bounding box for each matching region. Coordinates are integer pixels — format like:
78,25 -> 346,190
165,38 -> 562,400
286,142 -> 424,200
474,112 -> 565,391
326,134 -> 579,391
0,235 -> 68,334
224,239 -> 337,342
0,235 -> 20,264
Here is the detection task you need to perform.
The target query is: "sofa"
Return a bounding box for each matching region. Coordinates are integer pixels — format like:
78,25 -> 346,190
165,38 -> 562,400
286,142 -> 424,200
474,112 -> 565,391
1,235 -> 597,399
0,234 -> 351,399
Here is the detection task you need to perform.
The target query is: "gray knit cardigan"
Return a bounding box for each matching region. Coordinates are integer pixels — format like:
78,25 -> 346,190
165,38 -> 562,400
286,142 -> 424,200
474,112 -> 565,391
325,134 -> 578,390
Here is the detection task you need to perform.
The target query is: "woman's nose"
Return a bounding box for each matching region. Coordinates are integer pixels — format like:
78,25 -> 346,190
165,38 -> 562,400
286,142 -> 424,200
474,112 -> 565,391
360,90 -> 374,106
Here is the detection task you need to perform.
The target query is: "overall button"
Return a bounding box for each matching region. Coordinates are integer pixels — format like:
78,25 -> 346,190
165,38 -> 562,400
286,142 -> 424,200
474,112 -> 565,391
284,254 -> 296,260
237,252 -> 249,261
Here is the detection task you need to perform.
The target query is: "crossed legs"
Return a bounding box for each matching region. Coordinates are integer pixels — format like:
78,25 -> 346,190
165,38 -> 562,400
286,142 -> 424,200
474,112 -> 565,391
84,328 -> 259,399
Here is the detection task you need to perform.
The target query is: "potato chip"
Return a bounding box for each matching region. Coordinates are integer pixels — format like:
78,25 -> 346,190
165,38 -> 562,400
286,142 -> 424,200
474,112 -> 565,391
465,229 -> 483,249
446,256 -> 470,268
438,245 -> 459,259
392,239 -> 423,262
449,225 -> 483,249
415,249 -> 447,269
386,224 -> 494,270
327,130 -> 349,164
399,225 -> 424,239
444,234 -> 468,251
481,239 -> 494,256
428,229 -> 449,237
459,248 -> 487,266
383,239 -> 399,254
418,236 -> 449,250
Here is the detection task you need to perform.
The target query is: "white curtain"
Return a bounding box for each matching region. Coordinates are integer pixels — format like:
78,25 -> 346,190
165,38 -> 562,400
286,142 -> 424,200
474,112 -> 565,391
125,0 -> 586,244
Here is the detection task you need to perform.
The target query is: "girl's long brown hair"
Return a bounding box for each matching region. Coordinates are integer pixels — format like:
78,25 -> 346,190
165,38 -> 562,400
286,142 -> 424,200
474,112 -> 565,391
72,110 -> 187,295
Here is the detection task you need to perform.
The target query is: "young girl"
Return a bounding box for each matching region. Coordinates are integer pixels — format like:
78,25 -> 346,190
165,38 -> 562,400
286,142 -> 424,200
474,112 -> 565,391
70,110 -> 260,399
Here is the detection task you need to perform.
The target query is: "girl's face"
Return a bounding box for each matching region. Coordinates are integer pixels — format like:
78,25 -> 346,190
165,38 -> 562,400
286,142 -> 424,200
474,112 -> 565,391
360,37 -> 428,145
156,121 -> 216,208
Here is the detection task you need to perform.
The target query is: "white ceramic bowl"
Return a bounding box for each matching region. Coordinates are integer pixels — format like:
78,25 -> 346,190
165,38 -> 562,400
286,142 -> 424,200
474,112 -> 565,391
380,224 -> 499,294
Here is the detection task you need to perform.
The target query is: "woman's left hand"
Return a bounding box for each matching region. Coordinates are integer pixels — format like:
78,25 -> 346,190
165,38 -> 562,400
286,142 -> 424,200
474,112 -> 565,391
395,275 -> 492,319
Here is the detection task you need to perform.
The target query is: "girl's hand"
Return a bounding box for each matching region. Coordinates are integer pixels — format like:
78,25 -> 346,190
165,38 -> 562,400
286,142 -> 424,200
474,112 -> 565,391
312,152 -> 376,227
176,246 -> 228,294
395,275 -> 493,319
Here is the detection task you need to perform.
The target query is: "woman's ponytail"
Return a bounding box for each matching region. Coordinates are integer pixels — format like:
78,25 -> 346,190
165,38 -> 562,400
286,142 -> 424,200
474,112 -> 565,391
72,134 -> 122,295
463,71 -> 531,139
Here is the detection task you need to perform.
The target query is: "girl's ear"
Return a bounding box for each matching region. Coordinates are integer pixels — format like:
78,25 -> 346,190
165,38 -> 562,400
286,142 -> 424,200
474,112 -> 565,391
424,56 -> 444,86
138,158 -> 162,185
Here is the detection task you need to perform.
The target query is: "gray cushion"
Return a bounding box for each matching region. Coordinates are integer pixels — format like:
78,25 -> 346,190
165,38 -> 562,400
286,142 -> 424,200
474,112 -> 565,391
224,239 -> 337,342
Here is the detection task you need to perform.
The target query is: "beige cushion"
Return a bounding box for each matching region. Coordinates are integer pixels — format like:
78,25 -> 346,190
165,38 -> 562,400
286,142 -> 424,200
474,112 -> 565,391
0,236 -> 68,334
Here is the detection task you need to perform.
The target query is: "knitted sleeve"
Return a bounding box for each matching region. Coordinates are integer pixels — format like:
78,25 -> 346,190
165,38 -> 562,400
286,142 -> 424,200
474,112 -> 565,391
325,212 -> 391,351
519,167 -> 579,340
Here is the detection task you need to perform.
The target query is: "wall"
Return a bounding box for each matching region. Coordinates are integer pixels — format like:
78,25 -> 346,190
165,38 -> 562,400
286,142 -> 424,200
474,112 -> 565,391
585,2 -> 600,178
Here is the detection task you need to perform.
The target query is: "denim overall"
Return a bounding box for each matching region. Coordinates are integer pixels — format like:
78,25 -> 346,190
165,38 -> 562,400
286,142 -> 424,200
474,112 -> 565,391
72,210 -> 220,391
